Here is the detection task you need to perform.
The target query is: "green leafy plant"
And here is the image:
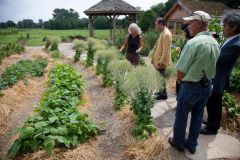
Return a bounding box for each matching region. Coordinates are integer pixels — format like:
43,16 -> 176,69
0,59 -> 48,90
108,60 -> 132,110
230,67 -> 240,92
223,92 -> 240,118
0,43 -> 25,63
122,66 -> 163,140
86,41 -> 94,67
7,64 -> 98,159
50,50 -> 62,58
142,30 -> 159,56
95,49 -> 116,86
74,48 -> 83,62
208,16 -> 224,44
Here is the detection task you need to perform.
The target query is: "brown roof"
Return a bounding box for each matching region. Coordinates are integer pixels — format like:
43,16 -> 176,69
164,0 -> 229,19
84,0 -> 140,15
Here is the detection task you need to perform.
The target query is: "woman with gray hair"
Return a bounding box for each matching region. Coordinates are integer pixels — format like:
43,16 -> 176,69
201,11 -> 240,135
119,23 -> 143,65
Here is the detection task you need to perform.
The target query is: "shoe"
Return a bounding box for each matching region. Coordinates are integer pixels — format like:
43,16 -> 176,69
155,95 -> 168,100
185,146 -> 196,154
200,128 -> 218,135
168,137 -> 185,152
202,119 -> 208,125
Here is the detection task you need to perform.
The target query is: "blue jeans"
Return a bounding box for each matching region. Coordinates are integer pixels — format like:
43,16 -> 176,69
173,82 -> 212,150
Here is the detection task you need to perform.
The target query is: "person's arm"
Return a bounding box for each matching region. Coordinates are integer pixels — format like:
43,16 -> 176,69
136,36 -> 144,53
119,35 -> 129,52
177,70 -> 185,83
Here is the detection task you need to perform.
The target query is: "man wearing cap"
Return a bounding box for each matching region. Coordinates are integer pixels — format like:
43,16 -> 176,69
168,11 -> 220,154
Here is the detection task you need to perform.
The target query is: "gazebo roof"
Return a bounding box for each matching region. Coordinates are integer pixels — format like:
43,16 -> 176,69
84,0 -> 140,15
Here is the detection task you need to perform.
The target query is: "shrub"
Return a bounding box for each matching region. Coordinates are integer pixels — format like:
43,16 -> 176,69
74,48 -> 83,62
142,30 -> 159,56
7,64 -> 98,159
223,92 -> 240,118
122,66 -> 163,140
44,36 -> 61,50
165,63 -> 177,78
0,43 -> 25,63
108,60 -> 132,110
0,59 -> 48,90
86,42 -> 94,67
230,68 -> 240,92
114,29 -> 127,49
171,47 -> 180,63
50,50 -> 62,58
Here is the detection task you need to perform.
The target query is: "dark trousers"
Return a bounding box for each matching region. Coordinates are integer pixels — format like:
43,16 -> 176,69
158,69 -> 167,97
173,82 -> 212,149
176,81 -> 181,99
206,92 -> 223,131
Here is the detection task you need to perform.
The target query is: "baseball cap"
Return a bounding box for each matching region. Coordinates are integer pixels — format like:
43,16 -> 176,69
183,11 -> 211,22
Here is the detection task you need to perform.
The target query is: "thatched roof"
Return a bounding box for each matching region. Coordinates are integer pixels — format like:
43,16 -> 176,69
84,0 -> 140,15
164,0 -> 229,19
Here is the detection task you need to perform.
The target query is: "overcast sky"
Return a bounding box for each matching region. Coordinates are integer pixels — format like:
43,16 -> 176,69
0,0 -> 168,23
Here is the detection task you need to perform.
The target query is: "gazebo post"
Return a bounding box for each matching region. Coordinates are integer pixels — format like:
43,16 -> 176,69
89,15 -> 94,37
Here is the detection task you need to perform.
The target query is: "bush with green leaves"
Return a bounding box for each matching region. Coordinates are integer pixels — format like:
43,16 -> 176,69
73,39 -> 88,50
122,66 -> 163,140
95,49 -> 116,86
7,64 -> 98,159
223,92 -> 240,118
114,29 -> 126,49
0,59 -> 48,90
108,60 -> 132,110
74,48 -> 83,62
0,43 -> 25,63
165,63 -> 177,78
142,30 -> 159,56
230,60 -> 240,92
208,16 -> 224,44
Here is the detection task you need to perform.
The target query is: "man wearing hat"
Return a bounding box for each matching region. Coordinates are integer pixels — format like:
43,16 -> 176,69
168,11 -> 220,154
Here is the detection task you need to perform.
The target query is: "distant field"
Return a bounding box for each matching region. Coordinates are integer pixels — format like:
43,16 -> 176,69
0,29 -> 110,46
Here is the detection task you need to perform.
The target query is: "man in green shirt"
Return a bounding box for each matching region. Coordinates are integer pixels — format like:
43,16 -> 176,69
168,11 -> 220,154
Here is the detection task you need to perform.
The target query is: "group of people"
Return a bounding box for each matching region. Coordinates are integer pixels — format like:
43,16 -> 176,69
119,10 -> 240,154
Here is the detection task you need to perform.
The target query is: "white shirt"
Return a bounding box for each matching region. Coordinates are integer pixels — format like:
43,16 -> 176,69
221,33 -> 240,49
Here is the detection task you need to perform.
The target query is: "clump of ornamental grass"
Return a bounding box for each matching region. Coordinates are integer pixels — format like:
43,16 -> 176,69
95,49 -> 116,75
50,50 -> 62,59
73,39 -> 88,50
44,36 -> 61,51
108,60 -> 132,110
122,66 -> 163,140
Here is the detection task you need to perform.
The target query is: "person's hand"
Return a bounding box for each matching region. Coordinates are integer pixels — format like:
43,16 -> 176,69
136,49 -> 141,53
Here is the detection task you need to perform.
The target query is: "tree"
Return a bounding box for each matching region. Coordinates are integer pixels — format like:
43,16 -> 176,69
201,0 -> 240,9
53,8 -> 79,20
6,21 -> 16,27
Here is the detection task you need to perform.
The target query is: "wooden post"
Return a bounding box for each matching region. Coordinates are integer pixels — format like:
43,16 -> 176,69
89,15 -> 93,37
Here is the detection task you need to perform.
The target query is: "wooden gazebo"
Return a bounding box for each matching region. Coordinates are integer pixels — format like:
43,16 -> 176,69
84,0 -> 140,40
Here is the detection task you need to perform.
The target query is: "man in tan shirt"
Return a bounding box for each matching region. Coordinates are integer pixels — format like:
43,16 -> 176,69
152,17 -> 172,100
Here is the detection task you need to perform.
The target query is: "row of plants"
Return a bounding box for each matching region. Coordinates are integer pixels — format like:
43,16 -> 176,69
92,46 -> 163,140
0,43 -> 25,63
7,64 -> 98,159
0,59 -> 48,90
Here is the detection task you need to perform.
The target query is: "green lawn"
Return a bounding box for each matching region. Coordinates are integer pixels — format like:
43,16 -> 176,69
0,29 -> 110,46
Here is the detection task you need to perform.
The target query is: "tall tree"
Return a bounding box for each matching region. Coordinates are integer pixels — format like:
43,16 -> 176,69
201,0 -> 240,9
53,8 -> 79,20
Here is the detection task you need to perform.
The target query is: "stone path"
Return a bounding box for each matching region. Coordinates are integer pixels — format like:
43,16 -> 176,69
59,43 -> 240,160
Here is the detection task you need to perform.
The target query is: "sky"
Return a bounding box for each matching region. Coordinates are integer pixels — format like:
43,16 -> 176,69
0,0 -> 168,23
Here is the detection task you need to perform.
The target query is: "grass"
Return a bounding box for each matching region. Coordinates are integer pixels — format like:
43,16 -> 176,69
0,29 -> 110,46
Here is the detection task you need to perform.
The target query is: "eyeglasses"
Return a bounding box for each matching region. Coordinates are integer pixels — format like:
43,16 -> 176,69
190,12 -> 203,23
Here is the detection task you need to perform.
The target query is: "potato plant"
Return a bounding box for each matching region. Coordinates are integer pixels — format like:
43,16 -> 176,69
7,64 -> 98,159
0,43 -> 25,63
0,59 -> 48,90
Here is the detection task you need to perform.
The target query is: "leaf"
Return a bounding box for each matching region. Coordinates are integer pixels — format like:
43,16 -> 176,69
6,139 -> 22,159
34,121 -> 48,129
44,138 -> 55,154
19,126 -> 35,139
48,135 -> 70,148
57,126 -> 68,135
48,116 -> 58,123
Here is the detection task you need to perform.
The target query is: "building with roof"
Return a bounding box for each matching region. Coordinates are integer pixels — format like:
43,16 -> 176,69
164,0 -> 229,35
